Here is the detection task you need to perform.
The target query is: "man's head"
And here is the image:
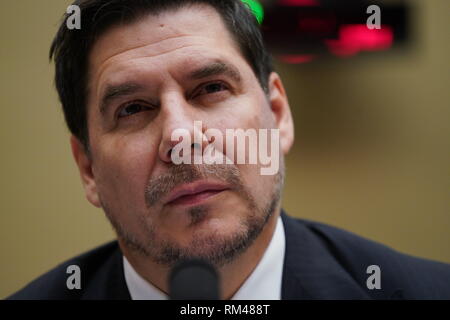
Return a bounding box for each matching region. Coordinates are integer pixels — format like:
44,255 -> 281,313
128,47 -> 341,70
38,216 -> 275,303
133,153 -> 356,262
51,0 -> 294,268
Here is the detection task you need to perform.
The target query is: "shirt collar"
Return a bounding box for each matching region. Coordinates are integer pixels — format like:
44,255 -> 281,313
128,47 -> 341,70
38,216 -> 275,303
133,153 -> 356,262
123,216 -> 285,300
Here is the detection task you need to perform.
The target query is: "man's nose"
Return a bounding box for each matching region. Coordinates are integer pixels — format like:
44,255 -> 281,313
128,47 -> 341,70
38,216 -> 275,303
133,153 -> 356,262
158,94 -> 210,164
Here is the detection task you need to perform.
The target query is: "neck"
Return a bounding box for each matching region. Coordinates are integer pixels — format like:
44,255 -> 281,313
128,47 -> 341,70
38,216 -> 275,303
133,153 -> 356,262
120,206 -> 281,299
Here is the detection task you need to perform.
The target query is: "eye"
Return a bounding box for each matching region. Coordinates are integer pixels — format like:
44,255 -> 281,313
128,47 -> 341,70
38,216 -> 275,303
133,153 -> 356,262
195,82 -> 229,97
118,102 -> 152,118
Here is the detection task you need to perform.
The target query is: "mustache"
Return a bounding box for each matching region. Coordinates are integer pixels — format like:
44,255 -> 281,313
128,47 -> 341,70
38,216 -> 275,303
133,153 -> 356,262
144,164 -> 244,207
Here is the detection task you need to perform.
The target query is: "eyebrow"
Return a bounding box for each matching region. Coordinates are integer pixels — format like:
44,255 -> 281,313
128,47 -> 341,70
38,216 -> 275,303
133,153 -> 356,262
187,61 -> 242,84
100,82 -> 144,115
99,61 -> 242,115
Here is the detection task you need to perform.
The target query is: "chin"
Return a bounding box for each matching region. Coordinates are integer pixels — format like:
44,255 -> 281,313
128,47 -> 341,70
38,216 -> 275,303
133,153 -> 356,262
175,212 -> 242,240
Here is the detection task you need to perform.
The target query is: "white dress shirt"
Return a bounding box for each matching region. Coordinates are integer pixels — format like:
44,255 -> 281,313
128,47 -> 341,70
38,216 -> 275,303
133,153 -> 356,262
123,216 -> 286,300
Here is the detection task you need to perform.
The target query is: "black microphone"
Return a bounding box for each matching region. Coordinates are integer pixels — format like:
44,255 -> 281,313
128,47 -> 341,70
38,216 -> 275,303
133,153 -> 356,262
169,259 -> 220,300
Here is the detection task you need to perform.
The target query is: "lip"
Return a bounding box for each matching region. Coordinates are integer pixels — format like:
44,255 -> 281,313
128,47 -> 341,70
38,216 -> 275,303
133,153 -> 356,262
165,180 -> 230,206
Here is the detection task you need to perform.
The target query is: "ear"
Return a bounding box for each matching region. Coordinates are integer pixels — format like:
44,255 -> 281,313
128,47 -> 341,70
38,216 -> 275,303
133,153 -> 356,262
70,136 -> 101,208
267,72 -> 295,155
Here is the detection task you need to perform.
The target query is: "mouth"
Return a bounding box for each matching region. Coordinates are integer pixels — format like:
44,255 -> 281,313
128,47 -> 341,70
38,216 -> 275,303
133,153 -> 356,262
165,181 -> 230,207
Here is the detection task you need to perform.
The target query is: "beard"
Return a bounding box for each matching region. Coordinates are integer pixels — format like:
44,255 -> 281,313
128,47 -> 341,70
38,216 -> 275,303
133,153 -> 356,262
102,162 -> 284,268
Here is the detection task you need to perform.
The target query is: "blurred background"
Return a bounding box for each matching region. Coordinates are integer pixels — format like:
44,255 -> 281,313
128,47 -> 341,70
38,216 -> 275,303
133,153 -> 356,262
1,0 -> 449,298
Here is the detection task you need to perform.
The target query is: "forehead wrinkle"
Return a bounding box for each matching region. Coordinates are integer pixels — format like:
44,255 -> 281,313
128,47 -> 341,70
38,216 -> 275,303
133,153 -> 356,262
92,33 -> 195,73
87,3 -> 246,106
96,44 -> 194,84
91,36 -> 216,103
89,16 -> 245,111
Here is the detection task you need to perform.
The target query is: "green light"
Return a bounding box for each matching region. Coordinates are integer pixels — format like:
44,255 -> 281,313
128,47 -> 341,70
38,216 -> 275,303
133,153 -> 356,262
241,0 -> 264,24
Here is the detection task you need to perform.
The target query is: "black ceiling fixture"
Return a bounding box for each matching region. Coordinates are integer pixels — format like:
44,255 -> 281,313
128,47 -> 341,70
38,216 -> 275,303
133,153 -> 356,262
258,0 -> 410,63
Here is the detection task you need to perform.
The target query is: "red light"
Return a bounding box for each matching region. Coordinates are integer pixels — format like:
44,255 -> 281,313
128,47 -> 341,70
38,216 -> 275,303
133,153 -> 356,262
325,24 -> 394,57
279,0 -> 320,7
279,54 -> 316,64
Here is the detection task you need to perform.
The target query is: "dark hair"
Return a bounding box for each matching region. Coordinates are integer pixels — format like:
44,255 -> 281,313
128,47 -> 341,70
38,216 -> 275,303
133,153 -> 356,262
50,0 -> 273,150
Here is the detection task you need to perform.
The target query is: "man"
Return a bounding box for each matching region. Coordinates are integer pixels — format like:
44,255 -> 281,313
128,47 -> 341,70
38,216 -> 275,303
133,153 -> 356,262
9,0 -> 450,300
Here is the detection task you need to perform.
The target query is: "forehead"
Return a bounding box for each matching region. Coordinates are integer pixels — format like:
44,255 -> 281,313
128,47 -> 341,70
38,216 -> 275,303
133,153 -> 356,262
88,4 -> 247,95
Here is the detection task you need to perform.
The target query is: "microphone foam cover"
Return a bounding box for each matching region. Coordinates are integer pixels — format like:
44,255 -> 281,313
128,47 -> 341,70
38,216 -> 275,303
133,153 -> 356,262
169,259 -> 220,300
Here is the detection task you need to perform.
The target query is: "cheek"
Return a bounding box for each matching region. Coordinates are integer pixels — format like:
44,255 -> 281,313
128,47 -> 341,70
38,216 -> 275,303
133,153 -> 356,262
212,95 -> 266,131
236,163 -> 275,204
92,132 -> 159,207
208,96 -> 275,201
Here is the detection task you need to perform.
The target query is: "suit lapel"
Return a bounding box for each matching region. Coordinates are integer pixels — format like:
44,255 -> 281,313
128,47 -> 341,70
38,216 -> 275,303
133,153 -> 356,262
81,243 -> 132,300
281,212 -> 371,299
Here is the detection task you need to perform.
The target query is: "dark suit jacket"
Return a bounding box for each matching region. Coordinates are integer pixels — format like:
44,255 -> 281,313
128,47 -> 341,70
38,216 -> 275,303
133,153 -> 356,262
8,211 -> 450,299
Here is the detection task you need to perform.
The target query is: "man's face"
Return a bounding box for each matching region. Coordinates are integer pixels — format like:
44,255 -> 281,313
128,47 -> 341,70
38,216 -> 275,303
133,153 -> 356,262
75,4 -> 293,267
